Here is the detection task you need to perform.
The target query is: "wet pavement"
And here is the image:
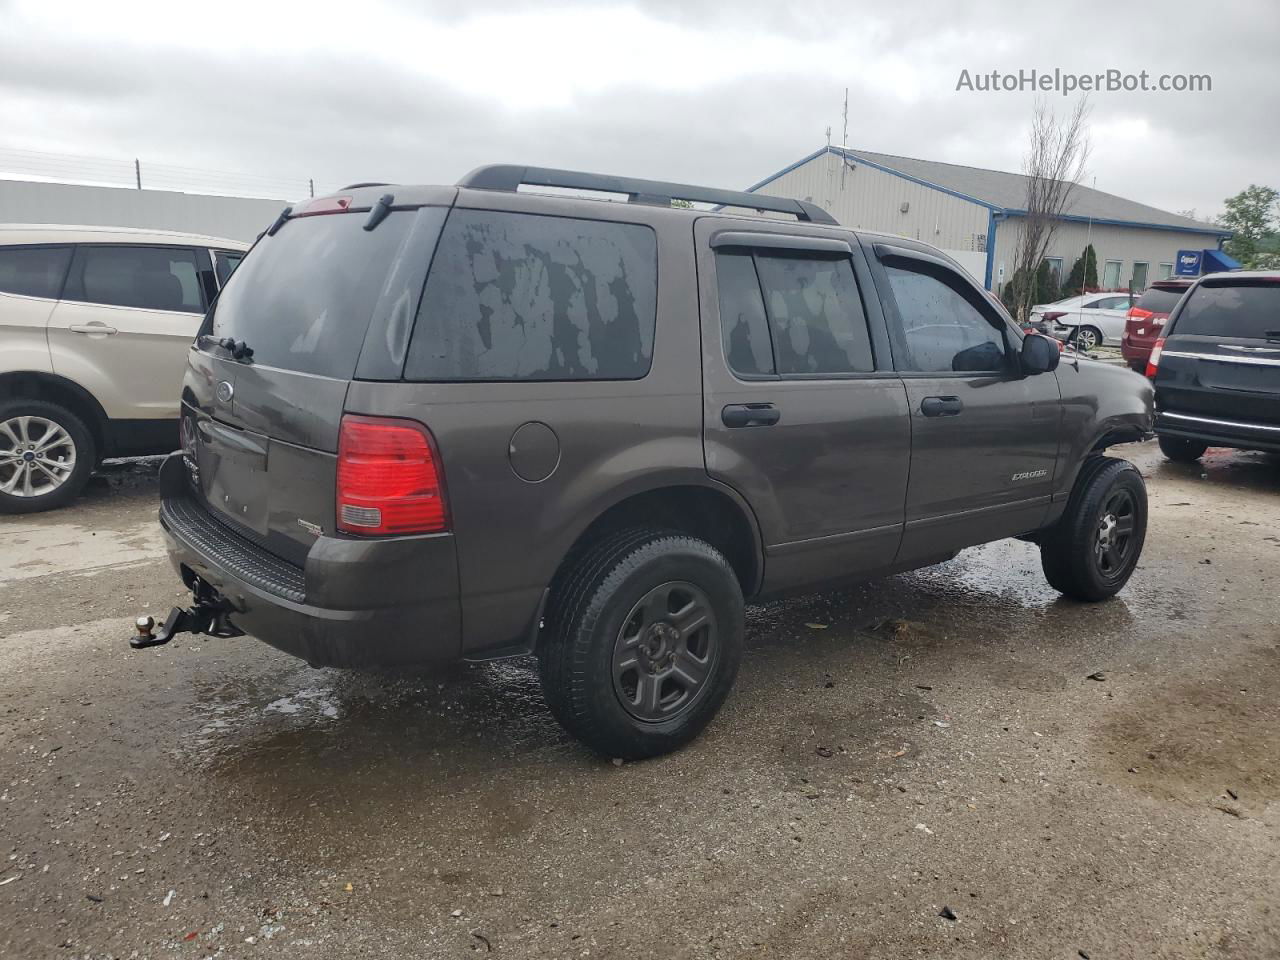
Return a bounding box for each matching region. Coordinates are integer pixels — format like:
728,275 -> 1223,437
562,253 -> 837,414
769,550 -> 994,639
1,443 -> 1278,959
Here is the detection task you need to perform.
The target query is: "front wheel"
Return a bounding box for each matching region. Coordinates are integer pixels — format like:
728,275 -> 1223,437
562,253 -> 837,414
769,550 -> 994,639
1039,457 -> 1147,601
1158,435 -> 1208,462
0,400 -> 96,514
538,529 -> 744,760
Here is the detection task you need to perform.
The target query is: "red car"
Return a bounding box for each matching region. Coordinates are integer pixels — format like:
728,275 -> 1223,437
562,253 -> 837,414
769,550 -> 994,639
1121,278 -> 1194,373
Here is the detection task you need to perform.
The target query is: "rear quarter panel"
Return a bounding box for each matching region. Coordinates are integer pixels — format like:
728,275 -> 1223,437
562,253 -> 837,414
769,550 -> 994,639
344,193 -> 705,657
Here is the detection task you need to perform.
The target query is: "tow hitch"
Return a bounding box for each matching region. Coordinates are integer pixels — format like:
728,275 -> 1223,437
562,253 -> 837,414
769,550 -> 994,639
131,580 -> 243,649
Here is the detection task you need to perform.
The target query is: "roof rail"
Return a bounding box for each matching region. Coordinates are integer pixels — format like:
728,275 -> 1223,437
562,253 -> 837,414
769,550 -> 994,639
458,164 -> 838,225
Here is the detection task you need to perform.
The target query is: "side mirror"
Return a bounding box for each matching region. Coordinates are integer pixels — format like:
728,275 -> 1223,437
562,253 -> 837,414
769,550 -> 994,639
1020,333 -> 1060,374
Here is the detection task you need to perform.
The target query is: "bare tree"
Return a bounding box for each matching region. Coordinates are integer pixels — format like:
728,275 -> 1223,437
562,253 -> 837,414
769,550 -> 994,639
1008,98 -> 1091,323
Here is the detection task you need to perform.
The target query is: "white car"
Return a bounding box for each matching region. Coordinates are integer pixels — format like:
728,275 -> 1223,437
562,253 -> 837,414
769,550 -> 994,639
0,224 -> 249,512
1029,292 -> 1135,351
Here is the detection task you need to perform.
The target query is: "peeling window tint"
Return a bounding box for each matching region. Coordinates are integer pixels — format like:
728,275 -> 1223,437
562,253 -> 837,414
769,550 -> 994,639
715,250 -> 774,376
406,210 -> 657,381
754,254 -> 874,375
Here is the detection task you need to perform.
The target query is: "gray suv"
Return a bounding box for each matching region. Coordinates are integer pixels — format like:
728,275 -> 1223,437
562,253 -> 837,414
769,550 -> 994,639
146,166 -> 1154,758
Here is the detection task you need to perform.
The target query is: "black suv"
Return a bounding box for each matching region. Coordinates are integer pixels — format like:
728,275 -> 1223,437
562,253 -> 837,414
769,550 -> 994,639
1150,271 -> 1280,461
147,166 -> 1154,758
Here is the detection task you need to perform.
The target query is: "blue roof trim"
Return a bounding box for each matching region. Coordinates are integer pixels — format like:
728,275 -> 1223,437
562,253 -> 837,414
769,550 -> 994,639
743,147 -> 830,194
745,146 -> 1002,213
837,151 -> 1002,213
1003,209 -> 1232,237
746,146 -> 1232,238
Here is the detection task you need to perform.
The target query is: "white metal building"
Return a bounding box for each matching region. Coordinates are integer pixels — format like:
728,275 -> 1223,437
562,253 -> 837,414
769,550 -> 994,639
0,179 -> 288,243
743,146 -> 1233,292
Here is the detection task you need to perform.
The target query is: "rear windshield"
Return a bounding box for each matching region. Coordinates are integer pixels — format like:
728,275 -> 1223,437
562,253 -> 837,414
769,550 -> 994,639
1135,286 -> 1185,314
207,210 -> 425,379
1171,281 -> 1280,340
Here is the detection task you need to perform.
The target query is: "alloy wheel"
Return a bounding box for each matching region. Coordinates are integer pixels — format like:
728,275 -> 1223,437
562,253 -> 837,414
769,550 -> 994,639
0,416 -> 78,498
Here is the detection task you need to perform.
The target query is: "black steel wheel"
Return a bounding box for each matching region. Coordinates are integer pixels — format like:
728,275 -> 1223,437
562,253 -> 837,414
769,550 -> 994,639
612,581 -> 719,723
1040,456 -> 1148,601
538,529 -> 744,759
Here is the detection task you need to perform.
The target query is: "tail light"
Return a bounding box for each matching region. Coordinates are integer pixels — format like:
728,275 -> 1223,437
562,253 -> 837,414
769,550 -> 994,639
1145,337 -> 1166,379
1042,311 -> 1067,322
336,415 -> 449,535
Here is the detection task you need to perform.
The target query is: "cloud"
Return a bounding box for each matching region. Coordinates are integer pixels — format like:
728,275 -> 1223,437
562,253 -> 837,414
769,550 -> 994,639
0,0 -> 1275,216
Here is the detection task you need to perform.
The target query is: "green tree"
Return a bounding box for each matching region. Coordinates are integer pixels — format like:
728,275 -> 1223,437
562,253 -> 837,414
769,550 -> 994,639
1221,184 -> 1279,265
1035,259 -> 1061,304
1061,244 -> 1098,296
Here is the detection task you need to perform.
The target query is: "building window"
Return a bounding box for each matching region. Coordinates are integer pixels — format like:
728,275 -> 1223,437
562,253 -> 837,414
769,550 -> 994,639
1158,262 -> 1174,280
1131,262 -> 1149,292
1044,257 -> 1064,285
1102,260 -> 1123,290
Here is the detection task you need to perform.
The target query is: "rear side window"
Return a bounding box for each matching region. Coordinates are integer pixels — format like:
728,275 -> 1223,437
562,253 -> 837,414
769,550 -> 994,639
885,262 -> 1007,372
213,250 -> 243,286
0,245 -> 72,299
1171,282 -> 1280,340
67,246 -> 203,313
1135,286 -> 1185,314
405,210 -> 657,382
209,210 -> 423,379
755,254 -> 874,375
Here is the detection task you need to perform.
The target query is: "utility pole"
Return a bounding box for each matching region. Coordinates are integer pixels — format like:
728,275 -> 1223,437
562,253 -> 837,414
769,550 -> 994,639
840,87 -> 849,190
135,158 -> 141,190
309,178 -> 315,198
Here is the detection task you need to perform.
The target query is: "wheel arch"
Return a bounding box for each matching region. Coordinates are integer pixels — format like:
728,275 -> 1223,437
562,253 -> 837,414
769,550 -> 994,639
0,371 -> 109,456
552,480 -> 766,602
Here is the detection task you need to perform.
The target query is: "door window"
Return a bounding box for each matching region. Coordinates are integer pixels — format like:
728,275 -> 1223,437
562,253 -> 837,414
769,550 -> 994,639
66,246 -> 205,313
1158,262 -> 1174,280
0,245 -> 73,299
715,250 -> 774,376
884,263 -> 1008,373
213,250 -> 244,287
754,253 -> 874,375
1102,260 -> 1123,289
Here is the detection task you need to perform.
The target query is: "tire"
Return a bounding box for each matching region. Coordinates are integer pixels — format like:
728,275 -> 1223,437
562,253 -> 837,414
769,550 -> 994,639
538,528 -> 745,760
1039,456 -> 1147,602
0,399 -> 96,514
1158,435 -> 1208,462
1076,326 -> 1103,352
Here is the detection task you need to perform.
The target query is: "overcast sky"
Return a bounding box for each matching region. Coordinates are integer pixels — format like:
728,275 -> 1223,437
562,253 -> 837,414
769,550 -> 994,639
1,0 -> 1275,219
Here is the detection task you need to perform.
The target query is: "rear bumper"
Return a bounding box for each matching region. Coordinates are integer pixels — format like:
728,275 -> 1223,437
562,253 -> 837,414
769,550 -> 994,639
1156,410 -> 1280,453
157,455 -> 462,667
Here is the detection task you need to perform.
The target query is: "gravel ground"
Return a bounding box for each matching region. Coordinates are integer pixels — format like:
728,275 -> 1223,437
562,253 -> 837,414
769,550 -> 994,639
1,442 -> 1278,959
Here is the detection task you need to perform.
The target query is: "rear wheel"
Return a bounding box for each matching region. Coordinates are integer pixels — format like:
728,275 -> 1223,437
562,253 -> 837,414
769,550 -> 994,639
1158,435 -> 1208,462
1076,325 -> 1103,351
538,529 -> 744,760
1040,457 -> 1147,601
0,400 -> 96,514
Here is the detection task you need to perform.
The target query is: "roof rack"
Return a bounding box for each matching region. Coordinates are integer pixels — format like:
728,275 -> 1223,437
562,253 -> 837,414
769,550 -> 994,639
458,164 -> 838,225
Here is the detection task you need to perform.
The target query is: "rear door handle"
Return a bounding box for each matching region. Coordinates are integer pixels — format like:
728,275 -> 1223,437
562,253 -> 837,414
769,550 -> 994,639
69,322 -> 118,336
722,403 -> 780,428
921,396 -> 963,417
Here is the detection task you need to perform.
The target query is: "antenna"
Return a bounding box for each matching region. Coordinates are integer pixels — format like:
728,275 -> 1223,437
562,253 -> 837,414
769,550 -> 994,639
840,87 -> 849,190
1071,174 -> 1097,368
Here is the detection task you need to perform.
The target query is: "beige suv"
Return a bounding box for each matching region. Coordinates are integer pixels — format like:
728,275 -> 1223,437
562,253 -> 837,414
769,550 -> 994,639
0,224 -> 249,512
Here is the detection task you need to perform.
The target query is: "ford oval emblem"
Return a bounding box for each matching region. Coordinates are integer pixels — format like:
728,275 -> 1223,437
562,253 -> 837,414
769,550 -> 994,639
215,380 -> 234,403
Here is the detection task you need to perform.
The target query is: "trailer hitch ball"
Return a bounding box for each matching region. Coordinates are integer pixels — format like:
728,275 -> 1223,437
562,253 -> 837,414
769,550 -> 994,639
135,615 -> 156,642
